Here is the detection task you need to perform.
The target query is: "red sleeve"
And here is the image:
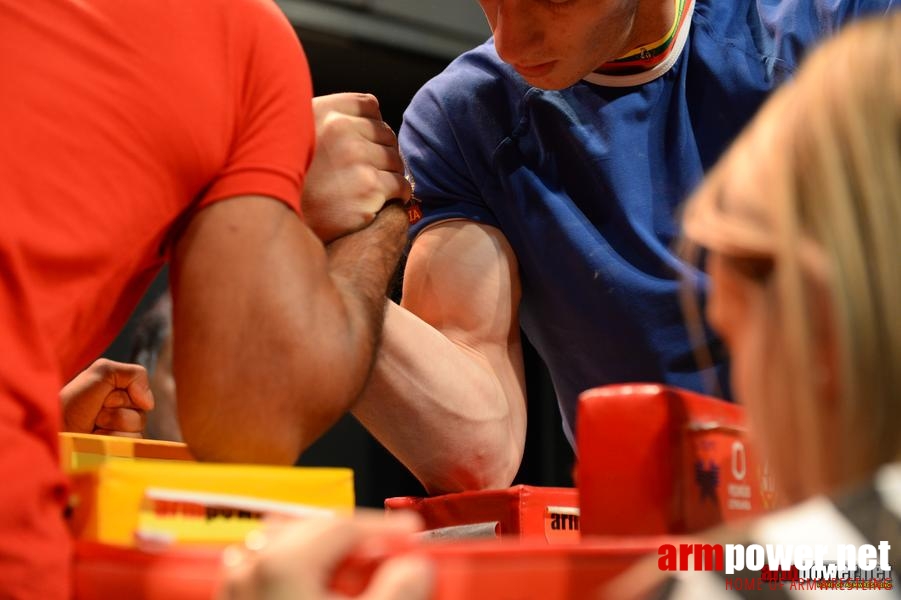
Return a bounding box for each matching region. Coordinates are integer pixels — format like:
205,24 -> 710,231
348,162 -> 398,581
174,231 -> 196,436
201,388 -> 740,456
198,0 -> 314,216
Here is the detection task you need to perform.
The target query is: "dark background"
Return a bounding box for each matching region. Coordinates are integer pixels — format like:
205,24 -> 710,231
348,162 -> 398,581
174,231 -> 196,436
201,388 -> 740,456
103,26 -> 573,507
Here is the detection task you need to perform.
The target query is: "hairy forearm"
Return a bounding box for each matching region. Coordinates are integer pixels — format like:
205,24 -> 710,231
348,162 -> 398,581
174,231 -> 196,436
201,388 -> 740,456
173,198 -> 407,465
324,202 -> 409,374
261,204 -> 411,455
352,301 -> 526,494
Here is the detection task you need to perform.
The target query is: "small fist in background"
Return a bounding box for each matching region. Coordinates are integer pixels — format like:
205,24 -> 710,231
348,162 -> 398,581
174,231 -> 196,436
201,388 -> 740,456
61,358 -> 154,437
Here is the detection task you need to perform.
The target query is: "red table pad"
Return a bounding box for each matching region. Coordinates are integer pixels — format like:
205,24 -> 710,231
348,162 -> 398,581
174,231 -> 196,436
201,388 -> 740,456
73,535 -> 669,600
386,485 -> 580,544
74,541 -> 222,600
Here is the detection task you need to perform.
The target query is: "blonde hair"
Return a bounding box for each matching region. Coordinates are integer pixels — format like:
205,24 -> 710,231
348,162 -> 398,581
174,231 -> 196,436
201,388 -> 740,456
682,12 -> 901,500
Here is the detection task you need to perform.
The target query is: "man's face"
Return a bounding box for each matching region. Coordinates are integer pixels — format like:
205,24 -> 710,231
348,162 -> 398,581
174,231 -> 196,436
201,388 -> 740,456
478,0 -> 640,90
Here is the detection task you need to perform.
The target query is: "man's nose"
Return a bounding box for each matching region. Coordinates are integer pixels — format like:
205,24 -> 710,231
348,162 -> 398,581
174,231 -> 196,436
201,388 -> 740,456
491,0 -> 544,65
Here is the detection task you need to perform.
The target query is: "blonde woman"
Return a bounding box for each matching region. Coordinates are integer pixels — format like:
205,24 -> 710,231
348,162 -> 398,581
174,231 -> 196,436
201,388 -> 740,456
646,10 -> 901,598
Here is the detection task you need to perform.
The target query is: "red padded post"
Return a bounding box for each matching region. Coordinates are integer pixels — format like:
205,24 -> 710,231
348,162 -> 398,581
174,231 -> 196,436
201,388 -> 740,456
577,384 -> 776,536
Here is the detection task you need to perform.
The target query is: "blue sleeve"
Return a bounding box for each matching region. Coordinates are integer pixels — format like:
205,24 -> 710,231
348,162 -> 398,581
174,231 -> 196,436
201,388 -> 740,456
756,0 -> 898,74
399,51 -> 505,238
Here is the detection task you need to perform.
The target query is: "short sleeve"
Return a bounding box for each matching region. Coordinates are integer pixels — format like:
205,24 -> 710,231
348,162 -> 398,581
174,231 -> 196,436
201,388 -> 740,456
400,56 -> 504,238
198,0 -> 315,216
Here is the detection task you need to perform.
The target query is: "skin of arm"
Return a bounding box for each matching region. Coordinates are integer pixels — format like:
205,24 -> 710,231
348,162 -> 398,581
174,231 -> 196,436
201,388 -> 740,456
170,196 -> 408,464
352,220 -> 528,494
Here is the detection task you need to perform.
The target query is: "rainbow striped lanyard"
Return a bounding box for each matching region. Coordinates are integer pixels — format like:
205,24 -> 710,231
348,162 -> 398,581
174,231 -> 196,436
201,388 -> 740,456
599,0 -> 688,75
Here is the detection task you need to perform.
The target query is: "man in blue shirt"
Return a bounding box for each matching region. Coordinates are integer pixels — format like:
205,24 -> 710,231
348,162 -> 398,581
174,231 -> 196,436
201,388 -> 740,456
327,0 -> 896,495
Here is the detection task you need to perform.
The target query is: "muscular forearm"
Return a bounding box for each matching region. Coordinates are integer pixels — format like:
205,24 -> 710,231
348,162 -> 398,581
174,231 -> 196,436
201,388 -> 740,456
352,301 -> 526,494
325,202 -> 409,369
173,198 -> 407,465
261,203 -> 410,455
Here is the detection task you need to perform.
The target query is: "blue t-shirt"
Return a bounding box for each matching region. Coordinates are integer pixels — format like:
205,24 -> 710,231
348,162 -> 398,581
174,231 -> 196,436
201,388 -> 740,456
400,0 -> 895,443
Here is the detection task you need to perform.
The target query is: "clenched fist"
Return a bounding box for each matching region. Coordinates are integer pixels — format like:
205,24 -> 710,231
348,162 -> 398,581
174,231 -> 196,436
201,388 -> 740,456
302,93 -> 412,243
61,358 -> 154,437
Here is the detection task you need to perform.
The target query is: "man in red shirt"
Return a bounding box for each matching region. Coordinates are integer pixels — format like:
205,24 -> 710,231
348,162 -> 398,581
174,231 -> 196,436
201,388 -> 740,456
0,1 -> 411,597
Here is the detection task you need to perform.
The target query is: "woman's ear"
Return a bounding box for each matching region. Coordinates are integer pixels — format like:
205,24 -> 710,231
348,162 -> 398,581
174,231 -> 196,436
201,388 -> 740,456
806,273 -> 846,495
809,276 -> 840,414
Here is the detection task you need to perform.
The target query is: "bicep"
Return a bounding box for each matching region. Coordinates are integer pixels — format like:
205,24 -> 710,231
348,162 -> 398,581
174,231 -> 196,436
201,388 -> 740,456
402,220 -> 522,360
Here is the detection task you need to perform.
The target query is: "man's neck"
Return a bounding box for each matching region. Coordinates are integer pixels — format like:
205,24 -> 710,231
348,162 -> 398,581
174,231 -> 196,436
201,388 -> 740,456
626,0 -> 676,55
594,0 -> 679,75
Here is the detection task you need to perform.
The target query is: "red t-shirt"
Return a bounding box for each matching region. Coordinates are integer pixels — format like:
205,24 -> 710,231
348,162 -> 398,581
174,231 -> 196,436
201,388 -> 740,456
0,0 -> 314,596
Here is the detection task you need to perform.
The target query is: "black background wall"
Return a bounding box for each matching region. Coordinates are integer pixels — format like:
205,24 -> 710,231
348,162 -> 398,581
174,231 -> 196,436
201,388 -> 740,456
103,26 -> 573,507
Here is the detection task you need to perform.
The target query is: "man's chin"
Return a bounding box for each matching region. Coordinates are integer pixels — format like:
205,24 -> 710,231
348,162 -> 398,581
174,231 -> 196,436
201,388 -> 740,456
519,72 -> 582,91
